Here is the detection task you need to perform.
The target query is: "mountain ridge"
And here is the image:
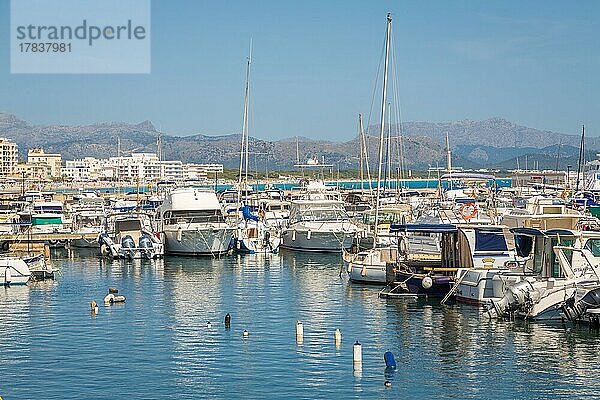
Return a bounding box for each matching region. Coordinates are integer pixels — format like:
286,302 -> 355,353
0,112 -> 593,170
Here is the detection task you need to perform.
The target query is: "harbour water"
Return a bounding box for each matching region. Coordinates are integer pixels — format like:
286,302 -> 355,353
1,250 -> 599,399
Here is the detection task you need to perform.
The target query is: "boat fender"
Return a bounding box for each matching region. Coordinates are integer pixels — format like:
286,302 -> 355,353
347,263 -> 352,273
292,230 -> 296,241
384,351 -> 397,369
177,227 -> 183,242
361,265 -> 367,276
422,276 -> 433,289
307,230 -> 311,240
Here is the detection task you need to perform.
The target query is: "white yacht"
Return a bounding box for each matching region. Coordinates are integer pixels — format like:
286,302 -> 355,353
1,257 -> 31,286
71,197 -> 106,248
280,199 -> 361,252
159,187 -> 234,256
487,245 -> 600,321
99,213 -> 163,259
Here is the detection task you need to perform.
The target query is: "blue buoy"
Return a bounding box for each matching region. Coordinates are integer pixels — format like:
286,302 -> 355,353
384,351 -> 396,369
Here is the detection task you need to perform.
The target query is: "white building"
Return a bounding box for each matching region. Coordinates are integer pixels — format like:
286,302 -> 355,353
0,137 -> 18,177
183,163 -> 224,180
62,153 -> 198,182
27,148 -> 62,178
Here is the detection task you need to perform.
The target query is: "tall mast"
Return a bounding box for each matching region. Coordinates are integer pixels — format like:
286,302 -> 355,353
237,41 -> 252,209
386,102 -> 392,190
358,114 -> 364,190
576,124 -> 585,191
359,114 -> 373,197
445,132 -> 452,172
374,12 -> 392,242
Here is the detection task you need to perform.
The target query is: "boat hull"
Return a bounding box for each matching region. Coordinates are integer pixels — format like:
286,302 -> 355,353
394,270 -> 454,297
163,227 -> 234,256
280,229 -> 354,253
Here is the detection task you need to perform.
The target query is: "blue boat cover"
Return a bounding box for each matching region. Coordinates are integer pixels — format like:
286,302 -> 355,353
242,205 -> 259,222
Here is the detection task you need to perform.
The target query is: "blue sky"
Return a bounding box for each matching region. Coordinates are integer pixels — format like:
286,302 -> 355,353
0,0 -> 598,140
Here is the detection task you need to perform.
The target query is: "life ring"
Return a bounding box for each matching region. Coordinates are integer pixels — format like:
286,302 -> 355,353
459,202 -> 478,220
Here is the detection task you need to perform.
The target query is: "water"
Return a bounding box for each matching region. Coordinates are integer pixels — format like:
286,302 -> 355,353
1,250 -> 599,399
57,178 -> 513,194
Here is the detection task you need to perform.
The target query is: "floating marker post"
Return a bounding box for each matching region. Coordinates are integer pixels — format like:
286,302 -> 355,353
225,313 -> 231,329
243,329 -> 249,338
296,321 -> 304,337
296,321 -> 304,344
353,341 -> 362,371
207,321 -> 212,329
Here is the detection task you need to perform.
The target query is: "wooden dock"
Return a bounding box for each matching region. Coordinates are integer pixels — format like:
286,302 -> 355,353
0,232 -> 98,243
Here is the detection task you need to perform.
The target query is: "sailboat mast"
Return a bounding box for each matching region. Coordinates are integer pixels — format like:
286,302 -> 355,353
358,114 -> 364,190
374,12 -> 392,240
359,114 -> 373,196
237,43 -> 252,209
576,124 -> 585,191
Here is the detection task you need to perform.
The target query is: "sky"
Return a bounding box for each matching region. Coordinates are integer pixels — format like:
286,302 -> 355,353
0,0 -> 599,140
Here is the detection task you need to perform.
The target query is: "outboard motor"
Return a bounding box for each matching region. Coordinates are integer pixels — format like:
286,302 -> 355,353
487,280 -> 537,319
121,235 -> 135,249
139,234 -> 154,259
562,288 -> 600,322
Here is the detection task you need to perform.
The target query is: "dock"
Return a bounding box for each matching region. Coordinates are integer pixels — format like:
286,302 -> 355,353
0,232 -> 98,243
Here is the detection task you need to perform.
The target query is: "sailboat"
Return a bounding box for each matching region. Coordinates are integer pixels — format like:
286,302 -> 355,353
345,13 -> 399,283
232,43 -> 281,254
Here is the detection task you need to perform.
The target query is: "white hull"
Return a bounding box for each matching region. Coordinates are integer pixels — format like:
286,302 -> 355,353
1,258 -> 31,285
163,226 -> 234,255
281,229 -> 354,252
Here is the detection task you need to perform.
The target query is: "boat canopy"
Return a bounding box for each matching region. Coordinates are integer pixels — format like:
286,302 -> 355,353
389,223 -> 457,233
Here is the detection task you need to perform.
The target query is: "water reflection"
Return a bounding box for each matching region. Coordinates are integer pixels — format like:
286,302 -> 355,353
0,250 -> 599,399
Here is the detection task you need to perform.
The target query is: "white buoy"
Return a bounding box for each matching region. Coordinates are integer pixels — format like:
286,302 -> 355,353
4,267 -> 11,285
296,321 -> 304,344
207,321 -> 212,328
422,276 -> 433,289
296,321 -> 304,337
243,329 -> 249,338
353,341 -> 362,370
334,329 -> 342,343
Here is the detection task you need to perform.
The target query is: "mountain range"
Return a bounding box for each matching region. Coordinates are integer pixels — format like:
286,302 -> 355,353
0,112 -> 593,171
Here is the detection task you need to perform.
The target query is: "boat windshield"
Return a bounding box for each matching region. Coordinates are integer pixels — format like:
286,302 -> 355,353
291,207 -> 348,223
163,210 -> 225,224
362,211 -> 407,225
